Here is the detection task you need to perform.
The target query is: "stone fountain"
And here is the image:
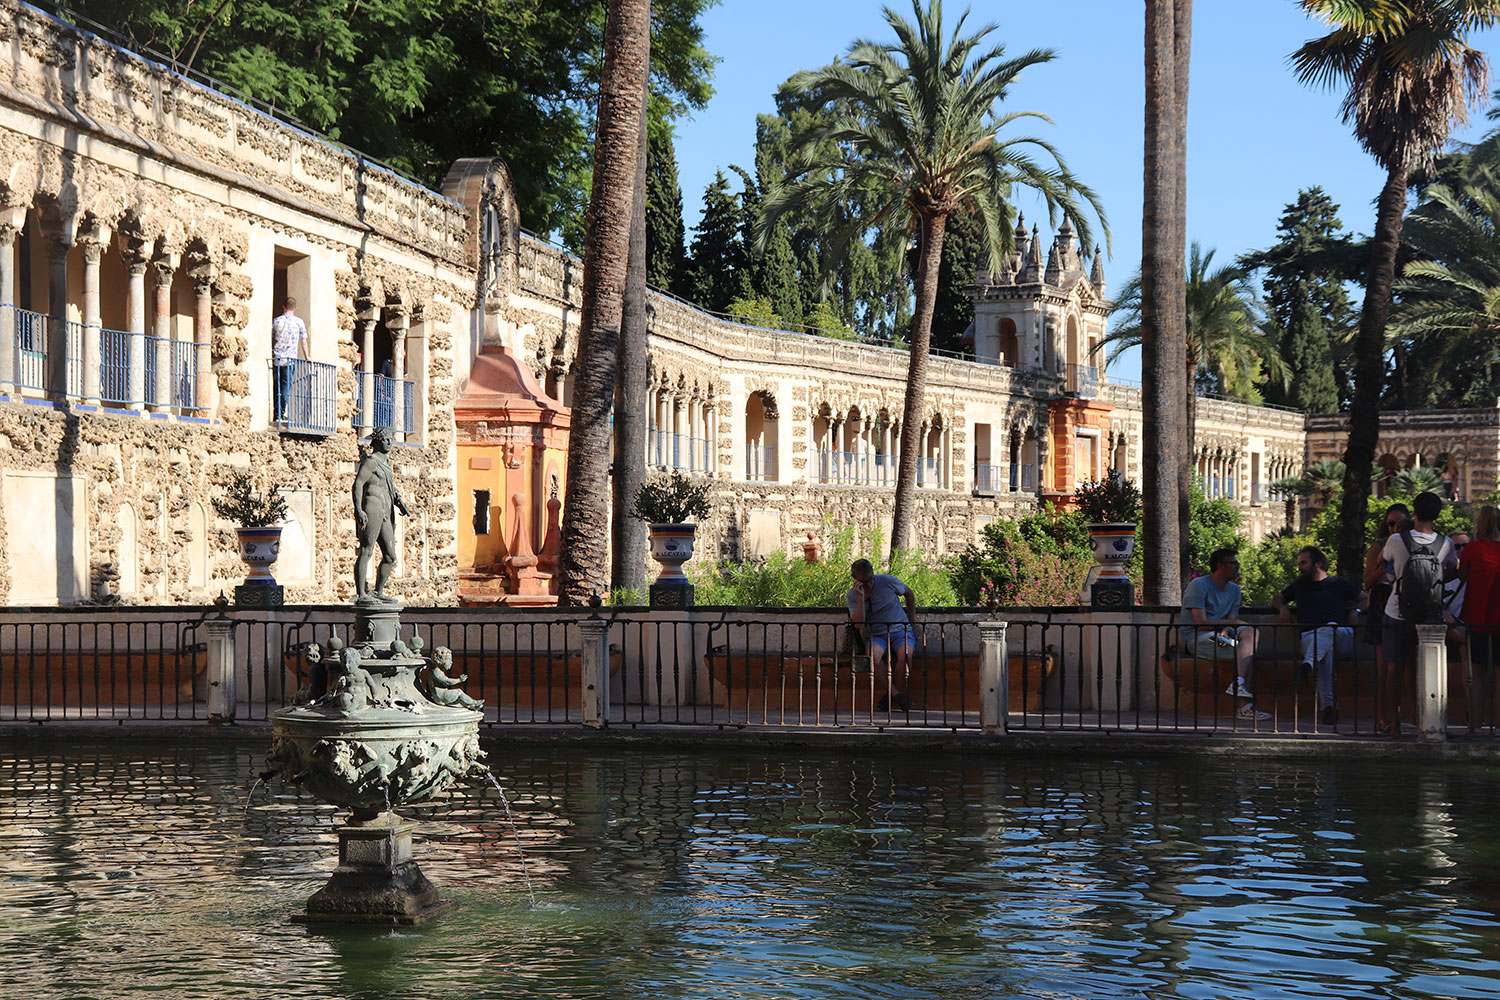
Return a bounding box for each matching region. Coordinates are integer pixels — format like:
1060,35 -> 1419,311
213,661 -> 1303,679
268,427 -> 485,925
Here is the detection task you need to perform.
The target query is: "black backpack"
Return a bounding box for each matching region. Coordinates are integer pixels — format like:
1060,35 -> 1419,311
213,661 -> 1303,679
1396,530 -> 1445,622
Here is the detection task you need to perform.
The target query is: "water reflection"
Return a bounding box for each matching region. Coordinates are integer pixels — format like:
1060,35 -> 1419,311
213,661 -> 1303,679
1,741 -> 1499,999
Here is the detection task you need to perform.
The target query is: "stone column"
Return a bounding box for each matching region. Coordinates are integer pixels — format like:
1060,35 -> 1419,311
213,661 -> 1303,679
193,275 -> 212,415
150,259 -> 173,411
706,402 -> 718,477
1416,623 -> 1448,743
125,256 -> 148,407
673,394 -> 686,469
46,236 -> 68,397
79,237 -> 102,405
357,315 -> 377,429
979,620 -> 1009,734
387,308 -> 408,438
0,221 -> 17,395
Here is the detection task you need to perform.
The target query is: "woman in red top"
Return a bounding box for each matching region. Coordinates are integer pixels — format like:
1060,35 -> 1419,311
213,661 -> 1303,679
1460,505 -> 1500,728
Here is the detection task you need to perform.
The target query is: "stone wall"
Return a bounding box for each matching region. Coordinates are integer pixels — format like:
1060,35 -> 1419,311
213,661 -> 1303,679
0,1 -> 472,605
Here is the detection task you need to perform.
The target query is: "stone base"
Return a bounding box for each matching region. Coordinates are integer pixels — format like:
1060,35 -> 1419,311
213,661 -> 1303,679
650,581 -> 694,609
235,584 -> 284,608
292,814 -> 452,926
1090,578 -> 1134,609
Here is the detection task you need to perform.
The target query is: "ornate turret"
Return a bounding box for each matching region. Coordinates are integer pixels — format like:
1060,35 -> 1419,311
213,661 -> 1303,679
1020,224 -> 1044,283
1044,241 -> 1062,286
972,243 -> 992,287
1090,245 -> 1106,295
1054,217 -> 1080,276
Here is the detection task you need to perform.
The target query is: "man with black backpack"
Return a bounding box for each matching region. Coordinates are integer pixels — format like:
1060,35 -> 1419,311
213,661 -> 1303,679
1379,490 -> 1458,737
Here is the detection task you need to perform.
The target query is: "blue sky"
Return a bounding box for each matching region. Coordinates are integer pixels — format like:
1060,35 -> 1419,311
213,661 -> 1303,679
671,1 -> 1500,380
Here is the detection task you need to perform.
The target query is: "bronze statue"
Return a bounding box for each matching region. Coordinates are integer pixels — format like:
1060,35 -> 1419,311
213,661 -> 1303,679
353,426 -> 410,601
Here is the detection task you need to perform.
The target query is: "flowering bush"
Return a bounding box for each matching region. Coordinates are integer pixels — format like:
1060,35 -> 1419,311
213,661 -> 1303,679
947,507 -> 1092,608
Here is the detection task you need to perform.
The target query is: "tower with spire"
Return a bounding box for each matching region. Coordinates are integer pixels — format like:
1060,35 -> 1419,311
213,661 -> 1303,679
967,216 -> 1112,391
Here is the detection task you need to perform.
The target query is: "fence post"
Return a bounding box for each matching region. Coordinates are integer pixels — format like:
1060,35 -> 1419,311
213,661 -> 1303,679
1416,623 -> 1448,743
980,620 -> 1008,734
579,615 -> 610,729
205,614 -> 237,724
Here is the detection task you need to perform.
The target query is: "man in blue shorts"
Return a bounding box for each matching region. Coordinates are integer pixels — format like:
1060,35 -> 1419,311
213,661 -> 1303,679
1180,547 -> 1269,722
847,558 -> 918,712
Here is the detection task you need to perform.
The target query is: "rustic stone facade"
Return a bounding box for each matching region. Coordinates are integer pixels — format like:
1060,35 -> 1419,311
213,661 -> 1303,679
0,1 -> 471,604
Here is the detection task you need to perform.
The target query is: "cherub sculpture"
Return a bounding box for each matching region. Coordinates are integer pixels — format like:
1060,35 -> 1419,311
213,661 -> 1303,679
423,646 -> 484,711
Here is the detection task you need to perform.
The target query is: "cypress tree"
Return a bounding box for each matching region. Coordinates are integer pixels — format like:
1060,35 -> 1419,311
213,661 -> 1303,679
919,208 -> 984,354
685,172 -> 746,313
1245,188 -> 1352,413
645,127 -> 685,293
759,223 -> 803,326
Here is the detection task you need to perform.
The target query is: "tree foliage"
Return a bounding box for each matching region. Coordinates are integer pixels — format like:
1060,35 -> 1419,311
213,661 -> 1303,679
645,124 -> 686,293
1240,188 -> 1358,413
73,0 -> 719,242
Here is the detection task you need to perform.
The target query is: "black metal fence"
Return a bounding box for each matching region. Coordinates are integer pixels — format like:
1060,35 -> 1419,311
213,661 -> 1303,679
1,605 -> 1493,739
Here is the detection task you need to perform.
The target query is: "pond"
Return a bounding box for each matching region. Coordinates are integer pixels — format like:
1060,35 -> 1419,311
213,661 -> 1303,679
1,739 -> 1498,999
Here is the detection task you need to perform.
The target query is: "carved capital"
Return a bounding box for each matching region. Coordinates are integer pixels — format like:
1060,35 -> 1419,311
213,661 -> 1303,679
79,239 -> 104,265
153,259 -> 174,288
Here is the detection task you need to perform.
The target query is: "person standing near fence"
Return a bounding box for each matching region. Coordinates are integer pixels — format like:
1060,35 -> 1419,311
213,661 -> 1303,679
1271,545 -> 1361,727
1364,503 -> 1408,735
847,559 -> 916,713
1379,491 -> 1458,738
272,296 -> 308,423
1460,506 -> 1500,729
1179,548 -> 1269,722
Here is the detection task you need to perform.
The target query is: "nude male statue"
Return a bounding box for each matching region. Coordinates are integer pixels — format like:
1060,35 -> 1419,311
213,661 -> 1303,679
353,426 -> 410,601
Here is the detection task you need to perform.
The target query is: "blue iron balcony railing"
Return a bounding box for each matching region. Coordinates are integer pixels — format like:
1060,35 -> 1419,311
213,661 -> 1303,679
274,358 -> 338,436
1065,363 -> 1098,399
352,370 -> 413,436
11,305 -> 82,398
745,443 -> 776,482
974,463 -> 1002,494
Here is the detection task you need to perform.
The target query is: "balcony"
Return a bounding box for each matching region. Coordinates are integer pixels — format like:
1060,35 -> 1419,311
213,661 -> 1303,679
1010,463 -> 1035,492
1065,363 -> 1098,399
11,306 -> 198,411
917,456 -> 942,488
974,463 -> 1002,494
352,370 -> 414,437
274,358 -> 338,436
646,429 -> 711,475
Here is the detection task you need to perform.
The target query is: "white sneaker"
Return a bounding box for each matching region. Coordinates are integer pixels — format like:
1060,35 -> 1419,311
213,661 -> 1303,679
1236,703 -> 1271,721
1225,677 -> 1254,699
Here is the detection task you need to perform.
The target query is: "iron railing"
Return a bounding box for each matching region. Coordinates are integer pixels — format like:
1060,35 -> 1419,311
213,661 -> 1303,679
1066,363 -> 1099,398
273,358 -> 338,436
745,444 -> 777,482
11,306 -> 82,397
6,606 -> 1491,741
974,463 -> 1002,494
352,370 -> 414,435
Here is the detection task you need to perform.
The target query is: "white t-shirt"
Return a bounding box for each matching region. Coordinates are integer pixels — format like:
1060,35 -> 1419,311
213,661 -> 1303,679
1381,530 -> 1457,621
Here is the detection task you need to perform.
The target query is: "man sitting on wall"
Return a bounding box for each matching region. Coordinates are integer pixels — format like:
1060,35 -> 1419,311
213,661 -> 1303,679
1179,548 -> 1270,722
847,558 -> 917,713
1271,545 -> 1363,726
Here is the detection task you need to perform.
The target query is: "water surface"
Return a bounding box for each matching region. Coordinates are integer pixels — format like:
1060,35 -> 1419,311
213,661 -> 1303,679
1,740 -> 1498,999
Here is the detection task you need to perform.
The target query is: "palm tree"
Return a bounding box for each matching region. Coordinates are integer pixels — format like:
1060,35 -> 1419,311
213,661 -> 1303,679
1301,457 -> 1347,506
559,0 -> 652,605
1096,242 -> 1287,453
1142,0 -> 1191,604
760,0 -> 1106,559
1292,0 -> 1497,579
1392,168 -> 1500,405
1393,465 -> 1445,495
1270,474 -> 1314,527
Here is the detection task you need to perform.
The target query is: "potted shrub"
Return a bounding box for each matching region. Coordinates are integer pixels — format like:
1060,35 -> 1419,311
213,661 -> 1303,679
631,471 -> 713,585
1072,470 -> 1142,605
213,471 -> 290,587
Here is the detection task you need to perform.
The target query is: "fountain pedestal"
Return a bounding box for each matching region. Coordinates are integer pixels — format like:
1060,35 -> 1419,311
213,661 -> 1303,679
294,811 -> 449,925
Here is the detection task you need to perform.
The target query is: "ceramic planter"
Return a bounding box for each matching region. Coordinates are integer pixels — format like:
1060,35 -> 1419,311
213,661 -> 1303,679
648,523 -> 697,583
1087,522 -> 1136,577
236,525 -> 284,586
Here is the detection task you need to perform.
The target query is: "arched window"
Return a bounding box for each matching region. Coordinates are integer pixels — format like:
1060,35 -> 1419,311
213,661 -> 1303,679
999,318 -> 1019,367
745,391 -> 778,482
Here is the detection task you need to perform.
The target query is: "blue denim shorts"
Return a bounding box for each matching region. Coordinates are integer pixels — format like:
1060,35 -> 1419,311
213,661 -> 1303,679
868,623 -> 915,656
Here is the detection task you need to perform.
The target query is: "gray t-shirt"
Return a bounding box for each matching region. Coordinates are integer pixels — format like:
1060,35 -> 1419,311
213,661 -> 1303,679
846,574 -> 910,626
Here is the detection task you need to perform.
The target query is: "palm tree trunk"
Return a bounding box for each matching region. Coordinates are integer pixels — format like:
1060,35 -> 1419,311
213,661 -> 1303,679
1338,162 -> 1408,580
1141,0 -> 1187,605
889,211 -> 947,560
1172,0 -> 1192,587
612,76 -> 651,594
559,0 -> 651,605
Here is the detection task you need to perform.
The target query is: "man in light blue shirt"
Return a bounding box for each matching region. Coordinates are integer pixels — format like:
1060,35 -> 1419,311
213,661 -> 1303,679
848,558 -> 917,713
1179,547 -> 1268,721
